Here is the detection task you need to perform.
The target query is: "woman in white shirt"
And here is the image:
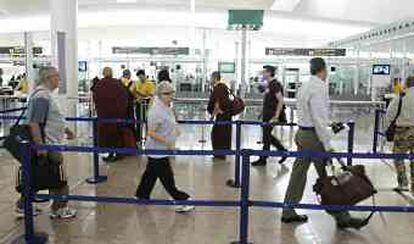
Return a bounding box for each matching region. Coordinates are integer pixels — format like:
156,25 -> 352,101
135,81 -> 194,212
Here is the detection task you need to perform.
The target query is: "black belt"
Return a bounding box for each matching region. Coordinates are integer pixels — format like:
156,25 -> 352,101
299,126 -> 315,131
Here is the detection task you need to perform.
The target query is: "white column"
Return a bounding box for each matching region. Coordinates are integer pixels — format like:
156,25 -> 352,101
240,27 -> 247,97
50,0 -> 78,118
24,32 -> 35,91
354,46 -> 360,95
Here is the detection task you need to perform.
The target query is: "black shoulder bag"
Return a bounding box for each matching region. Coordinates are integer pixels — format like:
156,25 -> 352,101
385,94 -> 405,142
3,108 -> 31,162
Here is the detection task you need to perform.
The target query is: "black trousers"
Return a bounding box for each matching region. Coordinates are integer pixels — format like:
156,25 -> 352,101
261,124 -> 287,160
136,157 -> 190,200
211,114 -> 232,151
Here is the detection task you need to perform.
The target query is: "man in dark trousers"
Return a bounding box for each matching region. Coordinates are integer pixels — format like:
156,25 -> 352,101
281,58 -> 368,229
252,65 -> 288,166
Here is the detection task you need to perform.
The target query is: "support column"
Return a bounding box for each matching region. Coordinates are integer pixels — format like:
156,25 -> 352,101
50,0 -> 79,119
354,46 -> 360,95
24,32 -> 35,91
240,27 -> 247,97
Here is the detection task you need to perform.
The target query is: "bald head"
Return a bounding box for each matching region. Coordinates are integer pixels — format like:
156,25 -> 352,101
103,67 -> 113,78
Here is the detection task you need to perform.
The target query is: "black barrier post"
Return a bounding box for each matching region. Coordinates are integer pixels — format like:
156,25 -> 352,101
227,120 -> 241,188
347,121 -> 355,166
86,119 -> 108,184
12,141 -> 48,244
373,110 -> 380,153
238,151 -> 252,244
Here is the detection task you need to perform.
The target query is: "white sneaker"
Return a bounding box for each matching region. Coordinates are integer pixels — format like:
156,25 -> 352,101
175,199 -> 195,213
50,207 -> 77,220
175,205 -> 195,213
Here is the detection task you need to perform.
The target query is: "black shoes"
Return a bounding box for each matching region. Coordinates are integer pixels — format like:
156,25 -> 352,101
252,157 -> 287,166
103,153 -> 123,162
251,159 -> 267,166
337,218 -> 369,230
278,156 -> 288,165
281,215 -> 308,223
213,155 -> 226,160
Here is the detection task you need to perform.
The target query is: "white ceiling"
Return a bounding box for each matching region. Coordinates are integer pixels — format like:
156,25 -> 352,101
1,0 -> 412,26
292,0 -> 414,24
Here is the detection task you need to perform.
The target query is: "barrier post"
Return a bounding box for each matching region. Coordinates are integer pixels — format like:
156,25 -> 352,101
13,141 -> 48,243
347,121 -> 355,166
86,119 -> 108,184
236,151 -> 252,244
227,120 -> 241,188
373,110 -> 380,153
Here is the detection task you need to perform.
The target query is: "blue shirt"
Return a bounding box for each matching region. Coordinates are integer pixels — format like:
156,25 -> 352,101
145,98 -> 179,158
25,85 -> 66,144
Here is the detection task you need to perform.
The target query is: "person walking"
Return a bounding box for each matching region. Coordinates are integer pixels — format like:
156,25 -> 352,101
15,66 -> 76,219
385,76 -> 414,192
207,71 -> 232,160
252,65 -> 287,166
135,81 -> 194,212
281,58 -> 368,229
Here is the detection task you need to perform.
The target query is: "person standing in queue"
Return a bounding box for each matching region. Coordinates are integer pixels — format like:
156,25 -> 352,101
281,57 -> 368,229
119,69 -> 137,149
0,68 -> 4,86
93,67 -> 130,162
135,70 -> 155,146
251,65 -> 288,166
135,81 -> 194,213
385,76 -> 414,192
207,71 -> 232,160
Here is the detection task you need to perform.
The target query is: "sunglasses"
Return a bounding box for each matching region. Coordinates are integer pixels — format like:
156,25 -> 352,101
161,92 -> 174,96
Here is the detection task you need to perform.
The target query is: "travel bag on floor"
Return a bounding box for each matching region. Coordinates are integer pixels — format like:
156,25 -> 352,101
313,159 -> 377,206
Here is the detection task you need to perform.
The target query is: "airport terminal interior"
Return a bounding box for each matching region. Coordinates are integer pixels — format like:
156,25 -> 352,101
1,0 -> 414,243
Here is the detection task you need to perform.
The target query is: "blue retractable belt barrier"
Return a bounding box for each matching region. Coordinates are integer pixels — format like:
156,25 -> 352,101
251,201 -> 414,213
18,141 -> 414,244
0,107 -> 27,114
35,194 -> 239,207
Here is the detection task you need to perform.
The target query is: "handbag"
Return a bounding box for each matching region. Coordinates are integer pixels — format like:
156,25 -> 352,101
385,94 -> 405,142
227,88 -> 245,116
16,154 -> 67,192
3,88 -> 45,162
3,109 -> 31,162
313,158 -> 377,205
313,159 -> 377,223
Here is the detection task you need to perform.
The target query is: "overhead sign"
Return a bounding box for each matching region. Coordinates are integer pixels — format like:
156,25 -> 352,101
0,46 -> 43,56
112,47 -> 189,55
265,48 -> 346,57
228,10 -> 264,30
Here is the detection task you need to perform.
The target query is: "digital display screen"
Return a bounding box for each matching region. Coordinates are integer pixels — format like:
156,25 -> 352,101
372,65 -> 390,75
218,62 -> 235,73
78,61 -> 87,72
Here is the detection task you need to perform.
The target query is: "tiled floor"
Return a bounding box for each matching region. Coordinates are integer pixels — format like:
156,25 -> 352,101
1,109 -> 414,244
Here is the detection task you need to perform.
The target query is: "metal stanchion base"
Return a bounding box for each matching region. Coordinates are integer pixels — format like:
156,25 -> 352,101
85,176 -> 108,184
226,179 -> 240,188
12,232 -> 48,244
230,241 -> 253,244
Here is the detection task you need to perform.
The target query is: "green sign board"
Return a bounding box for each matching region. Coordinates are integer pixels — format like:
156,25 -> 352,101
228,10 -> 264,30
